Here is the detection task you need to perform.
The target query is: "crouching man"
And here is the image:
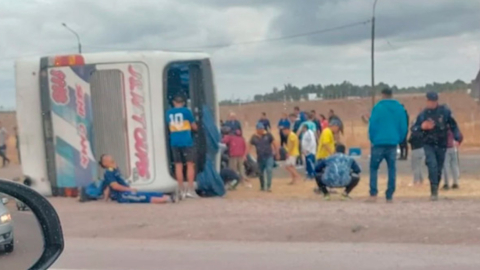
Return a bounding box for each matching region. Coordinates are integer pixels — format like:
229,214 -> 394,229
314,144 -> 361,200
99,154 -> 175,204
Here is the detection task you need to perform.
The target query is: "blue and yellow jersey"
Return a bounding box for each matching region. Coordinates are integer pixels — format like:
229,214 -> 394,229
165,107 -> 195,147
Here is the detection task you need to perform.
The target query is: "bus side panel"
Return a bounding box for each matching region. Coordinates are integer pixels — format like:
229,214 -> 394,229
41,65 -> 97,189
15,60 -> 52,196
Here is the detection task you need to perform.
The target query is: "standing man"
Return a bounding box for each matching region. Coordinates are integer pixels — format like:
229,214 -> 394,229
249,123 -> 278,192
258,112 -> 271,132
368,89 -> 408,203
399,104 -> 410,160
225,112 -> 242,134
412,92 -> 462,200
301,124 -> 317,180
316,120 -> 340,161
0,122 -> 10,168
278,112 -> 290,147
408,128 -> 425,186
166,95 -> 198,199
294,106 -> 307,123
443,129 -> 461,190
282,125 -> 301,185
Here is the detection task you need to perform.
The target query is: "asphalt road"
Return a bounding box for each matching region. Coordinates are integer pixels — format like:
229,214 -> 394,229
50,238 -> 480,270
0,203 -> 44,269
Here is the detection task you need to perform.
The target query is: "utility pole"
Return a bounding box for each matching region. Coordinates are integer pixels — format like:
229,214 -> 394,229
371,0 -> 379,109
62,23 -> 82,54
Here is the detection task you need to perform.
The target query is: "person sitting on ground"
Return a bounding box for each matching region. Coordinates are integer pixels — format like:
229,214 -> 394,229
221,167 -> 241,191
314,144 -> 362,201
99,154 -> 175,204
282,124 -> 301,185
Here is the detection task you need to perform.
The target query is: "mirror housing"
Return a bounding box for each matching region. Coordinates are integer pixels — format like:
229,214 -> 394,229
0,179 -> 64,270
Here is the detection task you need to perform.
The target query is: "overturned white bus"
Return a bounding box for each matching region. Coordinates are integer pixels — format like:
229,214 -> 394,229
15,51 -> 219,196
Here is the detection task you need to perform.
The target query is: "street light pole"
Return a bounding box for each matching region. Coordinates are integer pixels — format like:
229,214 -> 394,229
62,23 -> 82,54
371,0 -> 378,108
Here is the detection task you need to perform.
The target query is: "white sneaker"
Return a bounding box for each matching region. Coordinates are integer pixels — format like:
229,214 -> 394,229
186,192 -> 199,199
180,190 -> 187,200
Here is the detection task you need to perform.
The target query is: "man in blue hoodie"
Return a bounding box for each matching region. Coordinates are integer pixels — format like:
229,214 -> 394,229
368,88 -> 408,202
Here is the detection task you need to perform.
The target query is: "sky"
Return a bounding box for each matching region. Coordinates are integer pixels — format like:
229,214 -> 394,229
1,0 -> 480,108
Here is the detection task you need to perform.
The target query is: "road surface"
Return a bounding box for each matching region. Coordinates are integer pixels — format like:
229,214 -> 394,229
0,205 -> 44,269
50,238 -> 480,270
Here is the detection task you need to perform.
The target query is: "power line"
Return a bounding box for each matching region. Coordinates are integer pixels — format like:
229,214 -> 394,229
83,19 -> 371,51
0,20 -> 371,61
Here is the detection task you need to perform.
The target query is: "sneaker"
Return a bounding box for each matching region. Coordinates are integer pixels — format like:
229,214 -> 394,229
442,184 -> 450,190
386,199 -> 393,204
430,195 -> 439,201
323,194 -> 331,201
186,190 -> 199,199
366,196 -> 377,203
341,192 -> 351,201
452,184 -> 459,190
180,190 -> 187,200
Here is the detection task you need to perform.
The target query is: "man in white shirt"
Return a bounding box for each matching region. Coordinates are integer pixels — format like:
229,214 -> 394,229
0,122 -> 10,167
301,125 -> 317,180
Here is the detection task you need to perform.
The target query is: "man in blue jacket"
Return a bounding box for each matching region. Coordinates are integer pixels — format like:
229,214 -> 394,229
411,92 -> 462,201
368,88 -> 408,202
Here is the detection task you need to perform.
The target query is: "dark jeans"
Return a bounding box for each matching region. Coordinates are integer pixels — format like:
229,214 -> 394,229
258,157 -> 274,191
399,141 -> 408,159
0,145 -> 9,166
369,145 -> 397,200
424,144 -> 447,196
315,173 -> 360,195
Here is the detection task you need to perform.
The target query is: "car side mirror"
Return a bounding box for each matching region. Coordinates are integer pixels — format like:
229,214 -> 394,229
0,179 -> 64,270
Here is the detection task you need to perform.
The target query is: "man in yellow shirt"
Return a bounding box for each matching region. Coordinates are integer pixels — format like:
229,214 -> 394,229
316,120 -> 341,160
282,125 -> 301,185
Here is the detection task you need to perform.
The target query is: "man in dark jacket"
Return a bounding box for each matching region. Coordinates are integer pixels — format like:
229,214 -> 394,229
411,92 -> 463,201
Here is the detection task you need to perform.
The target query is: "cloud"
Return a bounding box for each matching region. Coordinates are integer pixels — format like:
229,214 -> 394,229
0,0 -> 479,108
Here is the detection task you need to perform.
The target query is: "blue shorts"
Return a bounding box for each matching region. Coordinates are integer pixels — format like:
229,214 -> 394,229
116,191 -> 165,203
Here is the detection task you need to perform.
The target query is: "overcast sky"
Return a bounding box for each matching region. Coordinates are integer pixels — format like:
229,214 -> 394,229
1,0 -> 479,108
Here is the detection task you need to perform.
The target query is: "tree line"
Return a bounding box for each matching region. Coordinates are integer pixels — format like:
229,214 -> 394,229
219,80 -> 472,105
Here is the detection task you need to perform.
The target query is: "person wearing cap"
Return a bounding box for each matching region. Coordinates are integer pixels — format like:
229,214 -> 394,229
316,119 -> 340,161
282,124 -> 301,185
166,95 -> 198,199
412,92 -> 463,201
248,122 -> 278,191
368,88 -> 408,203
